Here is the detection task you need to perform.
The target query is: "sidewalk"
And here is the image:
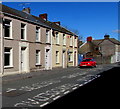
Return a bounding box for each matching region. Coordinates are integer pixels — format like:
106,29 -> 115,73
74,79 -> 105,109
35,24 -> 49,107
2,63 -> 119,84
2,67 -> 76,84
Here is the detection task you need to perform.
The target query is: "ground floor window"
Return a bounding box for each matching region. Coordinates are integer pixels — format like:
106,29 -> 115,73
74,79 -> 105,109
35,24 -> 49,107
36,50 -> 41,65
4,47 -> 12,67
68,52 -> 73,62
56,51 -> 59,64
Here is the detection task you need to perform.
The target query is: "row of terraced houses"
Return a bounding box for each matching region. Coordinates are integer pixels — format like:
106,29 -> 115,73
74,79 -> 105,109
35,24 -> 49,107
0,4 -> 78,75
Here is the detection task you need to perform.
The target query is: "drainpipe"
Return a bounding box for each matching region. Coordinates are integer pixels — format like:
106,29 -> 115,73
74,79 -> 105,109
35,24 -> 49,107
0,12 -> 4,75
50,28 -> 53,70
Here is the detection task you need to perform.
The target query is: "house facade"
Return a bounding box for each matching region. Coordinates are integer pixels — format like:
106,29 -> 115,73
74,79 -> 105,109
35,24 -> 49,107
0,4 -> 78,75
79,35 -> 120,64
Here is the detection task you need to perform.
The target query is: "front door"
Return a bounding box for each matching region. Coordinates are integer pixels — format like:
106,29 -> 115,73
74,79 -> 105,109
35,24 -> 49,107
74,51 -> 77,66
62,51 -> 66,68
45,49 -> 50,70
21,47 -> 26,72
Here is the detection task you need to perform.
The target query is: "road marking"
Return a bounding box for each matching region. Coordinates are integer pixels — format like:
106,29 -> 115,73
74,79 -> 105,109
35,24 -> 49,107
72,87 -> 77,90
40,102 -> 49,107
79,84 -> 83,87
53,95 -> 60,100
6,88 -> 16,92
64,91 -> 70,94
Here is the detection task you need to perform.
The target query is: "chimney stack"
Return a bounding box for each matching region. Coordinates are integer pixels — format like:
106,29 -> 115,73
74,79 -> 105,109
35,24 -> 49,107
53,21 -> 61,25
22,7 -> 31,14
39,13 -> 48,21
104,34 -> 110,39
87,36 -> 92,42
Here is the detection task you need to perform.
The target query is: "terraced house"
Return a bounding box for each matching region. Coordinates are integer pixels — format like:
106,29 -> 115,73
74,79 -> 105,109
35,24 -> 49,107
0,4 -> 78,75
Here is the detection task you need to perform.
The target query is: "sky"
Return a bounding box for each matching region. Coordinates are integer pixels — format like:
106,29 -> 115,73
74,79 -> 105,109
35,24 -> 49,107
2,2 -> 119,41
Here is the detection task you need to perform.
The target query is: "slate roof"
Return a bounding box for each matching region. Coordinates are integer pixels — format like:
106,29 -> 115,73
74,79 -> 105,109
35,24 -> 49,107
92,38 -> 120,45
1,4 -> 77,36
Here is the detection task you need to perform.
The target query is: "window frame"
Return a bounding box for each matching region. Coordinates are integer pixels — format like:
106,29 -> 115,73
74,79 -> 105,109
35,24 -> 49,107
56,51 -> 59,64
21,23 -> 26,40
46,29 -> 50,43
4,47 -> 13,68
36,26 -> 41,42
36,50 -> 41,65
4,19 -> 12,38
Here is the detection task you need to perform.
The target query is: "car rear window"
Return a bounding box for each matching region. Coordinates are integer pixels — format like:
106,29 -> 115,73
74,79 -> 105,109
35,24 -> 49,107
82,59 -> 92,62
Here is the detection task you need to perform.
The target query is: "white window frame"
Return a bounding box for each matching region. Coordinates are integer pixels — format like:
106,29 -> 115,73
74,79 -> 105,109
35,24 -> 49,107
70,36 -> 73,46
68,52 -> 73,62
36,50 -> 41,65
63,34 -> 66,45
36,26 -> 41,42
56,51 -> 59,64
46,29 -> 50,43
4,19 -> 12,38
4,47 -> 13,68
74,37 -> 77,47
21,23 -> 26,40
56,32 -> 59,44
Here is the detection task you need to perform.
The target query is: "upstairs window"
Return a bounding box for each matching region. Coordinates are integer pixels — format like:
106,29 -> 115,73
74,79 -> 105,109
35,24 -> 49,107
70,36 -> 73,46
4,19 -> 12,38
63,34 -> 66,45
46,29 -> 50,43
21,23 -> 26,40
36,27 -> 41,42
74,37 -> 77,47
56,32 -> 59,44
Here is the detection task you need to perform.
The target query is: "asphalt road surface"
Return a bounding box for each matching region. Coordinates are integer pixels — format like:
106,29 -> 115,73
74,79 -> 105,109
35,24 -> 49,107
43,66 -> 120,109
2,63 -> 119,108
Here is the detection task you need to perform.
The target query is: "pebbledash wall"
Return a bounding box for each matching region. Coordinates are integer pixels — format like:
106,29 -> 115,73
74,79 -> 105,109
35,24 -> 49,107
0,4 -> 78,75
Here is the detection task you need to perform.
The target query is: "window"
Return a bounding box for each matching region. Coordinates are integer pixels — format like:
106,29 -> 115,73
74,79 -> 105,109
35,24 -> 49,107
70,36 -> 73,46
4,19 -> 12,38
36,27 -> 40,41
63,34 -> 66,45
46,29 -> 50,43
4,47 -> 12,67
56,51 -> 59,63
21,23 -> 26,40
74,37 -> 77,47
56,32 -> 59,44
68,52 -> 73,62
36,50 -> 41,65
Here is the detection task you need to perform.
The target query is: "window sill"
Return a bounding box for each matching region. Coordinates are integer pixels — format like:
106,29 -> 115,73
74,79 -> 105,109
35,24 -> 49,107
4,66 -> 13,69
56,62 -> 60,64
36,41 -> 42,44
69,61 -> 73,63
21,39 -> 28,42
4,37 -> 13,40
35,64 -> 42,66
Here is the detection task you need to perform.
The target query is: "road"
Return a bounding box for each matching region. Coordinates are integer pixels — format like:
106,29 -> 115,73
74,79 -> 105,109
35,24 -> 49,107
2,63 -> 119,108
43,66 -> 120,109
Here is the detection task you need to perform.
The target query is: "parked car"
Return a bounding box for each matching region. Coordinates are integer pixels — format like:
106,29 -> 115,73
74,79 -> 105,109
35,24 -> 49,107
79,58 -> 97,67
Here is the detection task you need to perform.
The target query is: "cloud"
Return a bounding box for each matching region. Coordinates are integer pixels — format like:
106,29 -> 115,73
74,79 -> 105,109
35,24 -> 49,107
112,30 -> 120,33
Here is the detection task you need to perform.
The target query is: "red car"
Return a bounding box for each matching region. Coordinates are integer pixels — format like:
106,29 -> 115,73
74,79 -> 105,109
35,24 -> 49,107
79,58 -> 97,67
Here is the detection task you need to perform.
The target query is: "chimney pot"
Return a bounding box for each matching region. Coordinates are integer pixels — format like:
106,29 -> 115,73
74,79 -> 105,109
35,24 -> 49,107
22,7 -> 31,14
53,21 -> 60,25
104,34 -> 110,39
87,36 -> 92,42
39,13 -> 48,21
